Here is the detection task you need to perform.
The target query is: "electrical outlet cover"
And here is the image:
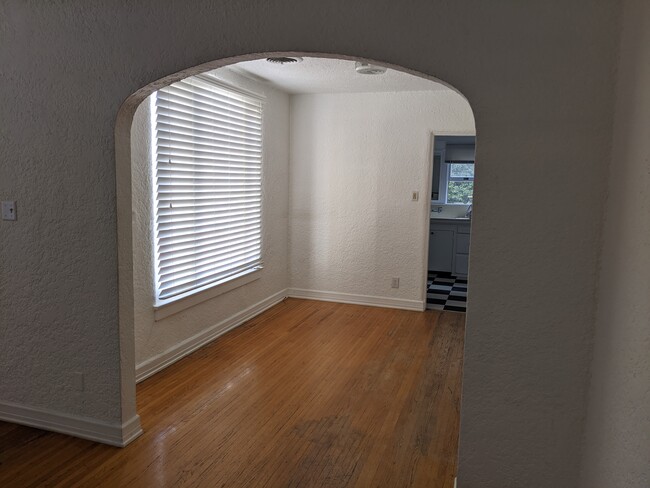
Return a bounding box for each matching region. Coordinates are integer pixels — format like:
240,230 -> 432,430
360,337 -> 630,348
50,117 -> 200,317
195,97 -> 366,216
1,201 -> 17,221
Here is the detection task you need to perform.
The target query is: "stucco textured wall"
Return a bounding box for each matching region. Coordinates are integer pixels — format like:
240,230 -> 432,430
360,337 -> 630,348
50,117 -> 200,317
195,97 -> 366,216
289,91 -> 474,301
0,1 -> 623,486
580,0 -> 650,486
132,69 -> 290,367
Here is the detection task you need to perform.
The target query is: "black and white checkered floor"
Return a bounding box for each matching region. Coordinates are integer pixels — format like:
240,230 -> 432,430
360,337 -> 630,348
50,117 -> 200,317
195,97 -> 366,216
427,271 -> 468,312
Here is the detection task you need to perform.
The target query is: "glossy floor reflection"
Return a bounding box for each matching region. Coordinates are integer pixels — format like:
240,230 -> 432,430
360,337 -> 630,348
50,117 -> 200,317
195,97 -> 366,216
0,298 -> 465,488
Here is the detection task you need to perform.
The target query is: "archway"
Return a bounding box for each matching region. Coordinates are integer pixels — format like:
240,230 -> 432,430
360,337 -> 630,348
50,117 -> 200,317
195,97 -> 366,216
115,52 -> 475,460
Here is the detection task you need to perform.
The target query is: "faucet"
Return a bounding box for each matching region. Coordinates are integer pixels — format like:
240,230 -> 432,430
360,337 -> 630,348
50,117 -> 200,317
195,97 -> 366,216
465,205 -> 472,218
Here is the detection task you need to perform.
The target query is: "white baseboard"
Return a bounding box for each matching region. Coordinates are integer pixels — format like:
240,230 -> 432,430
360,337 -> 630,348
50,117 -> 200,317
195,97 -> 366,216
121,414 -> 144,446
136,289 -> 288,383
0,401 -> 142,447
287,288 -> 424,311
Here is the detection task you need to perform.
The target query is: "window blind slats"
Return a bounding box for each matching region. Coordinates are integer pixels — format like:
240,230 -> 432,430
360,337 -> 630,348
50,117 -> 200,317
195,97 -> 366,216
157,191 -> 260,205
157,147 -> 260,162
157,201 -> 260,219
156,136 -> 261,155
156,152 -> 260,166
157,180 -> 261,188
157,185 -> 261,193
157,216 -> 261,245
154,76 -> 263,302
157,173 -> 261,183
158,241 -> 261,280
157,93 -> 262,127
157,166 -> 261,178
156,134 -> 262,155
157,209 -> 261,233
157,223 -> 261,255
158,228 -> 261,263
156,121 -> 261,147
156,109 -> 261,138
158,82 -> 262,117
160,255 -> 261,299
166,78 -> 262,112
156,120 -> 259,147
156,194 -> 261,209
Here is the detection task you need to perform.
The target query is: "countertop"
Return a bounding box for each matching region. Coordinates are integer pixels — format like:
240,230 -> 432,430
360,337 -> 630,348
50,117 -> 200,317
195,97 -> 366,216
430,216 -> 471,223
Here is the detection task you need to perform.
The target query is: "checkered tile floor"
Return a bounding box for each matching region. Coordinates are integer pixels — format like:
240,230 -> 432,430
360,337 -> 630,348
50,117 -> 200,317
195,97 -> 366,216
426,271 -> 468,312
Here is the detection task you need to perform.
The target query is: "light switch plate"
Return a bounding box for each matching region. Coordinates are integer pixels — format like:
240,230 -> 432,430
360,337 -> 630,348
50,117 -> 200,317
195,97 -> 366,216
411,191 -> 419,201
1,201 -> 17,221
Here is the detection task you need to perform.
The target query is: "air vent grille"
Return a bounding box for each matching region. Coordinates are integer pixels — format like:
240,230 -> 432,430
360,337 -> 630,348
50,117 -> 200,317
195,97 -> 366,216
266,57 -> 303,65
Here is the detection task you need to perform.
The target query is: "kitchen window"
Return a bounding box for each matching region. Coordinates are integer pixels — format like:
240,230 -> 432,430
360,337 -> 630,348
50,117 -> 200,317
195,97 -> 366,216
152,74 -> 263,306
432,139 -> 475,205
446,162 -> 474,204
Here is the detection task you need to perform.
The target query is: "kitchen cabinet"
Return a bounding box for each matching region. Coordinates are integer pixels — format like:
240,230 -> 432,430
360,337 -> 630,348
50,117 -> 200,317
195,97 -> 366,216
454,232 -> 470,275
429,220 -> 471,277
428,229 -> 454,272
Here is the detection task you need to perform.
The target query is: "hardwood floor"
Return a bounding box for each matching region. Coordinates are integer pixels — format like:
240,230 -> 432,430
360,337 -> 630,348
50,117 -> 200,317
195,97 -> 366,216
0,298 -> 465,487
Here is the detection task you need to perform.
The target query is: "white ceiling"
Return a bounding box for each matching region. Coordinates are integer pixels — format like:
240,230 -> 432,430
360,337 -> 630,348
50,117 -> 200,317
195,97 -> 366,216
215,57 -> 449,95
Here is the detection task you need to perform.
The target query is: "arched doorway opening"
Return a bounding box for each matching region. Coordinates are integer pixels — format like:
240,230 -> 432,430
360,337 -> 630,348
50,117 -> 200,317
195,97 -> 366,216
115,52 -> 476,484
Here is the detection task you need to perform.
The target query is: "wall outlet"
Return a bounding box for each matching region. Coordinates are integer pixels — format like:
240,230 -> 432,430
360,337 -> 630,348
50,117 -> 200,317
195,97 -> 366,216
391,277 -> 400,289
411,191 -> 419,201
1,201 -> 17,221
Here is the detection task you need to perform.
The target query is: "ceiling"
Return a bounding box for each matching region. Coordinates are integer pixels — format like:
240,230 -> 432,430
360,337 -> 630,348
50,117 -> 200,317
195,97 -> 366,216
215,57 -> 450,95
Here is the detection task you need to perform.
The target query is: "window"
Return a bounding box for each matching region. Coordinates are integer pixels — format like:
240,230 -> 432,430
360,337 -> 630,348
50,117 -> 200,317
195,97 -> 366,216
446,162 -> 474,204
153,74 -> 263,304
431,139 -> 475,205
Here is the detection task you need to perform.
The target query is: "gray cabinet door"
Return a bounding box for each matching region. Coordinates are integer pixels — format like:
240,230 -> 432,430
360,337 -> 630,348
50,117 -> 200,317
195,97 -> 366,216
456,233 -> 471,254
454,253 -> 469,276
428,229 -> 454,272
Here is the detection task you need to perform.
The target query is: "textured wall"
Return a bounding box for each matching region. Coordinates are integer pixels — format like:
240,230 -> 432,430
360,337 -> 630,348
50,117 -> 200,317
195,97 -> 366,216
289,91 -> 474,302
579,0 -> 650,486
0,1 -> 621,486
131,69 -> 290,367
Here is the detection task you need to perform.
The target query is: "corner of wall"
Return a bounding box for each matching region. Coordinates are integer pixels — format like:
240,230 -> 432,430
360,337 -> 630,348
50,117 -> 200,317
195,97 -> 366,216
0,401 -> 143,447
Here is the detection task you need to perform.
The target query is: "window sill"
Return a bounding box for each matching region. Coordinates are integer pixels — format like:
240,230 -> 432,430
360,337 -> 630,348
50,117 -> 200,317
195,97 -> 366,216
154,267 -> 263,321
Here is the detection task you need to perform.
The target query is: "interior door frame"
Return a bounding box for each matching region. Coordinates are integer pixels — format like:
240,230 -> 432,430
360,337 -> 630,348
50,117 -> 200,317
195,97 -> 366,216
420,131 -> 476,311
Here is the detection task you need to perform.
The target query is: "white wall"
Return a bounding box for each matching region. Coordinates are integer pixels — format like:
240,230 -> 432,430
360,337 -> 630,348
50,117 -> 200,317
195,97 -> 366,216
131,69 -> 290,373
288,91 -> 474,304
0,1 -> 623,486
580,0 -> 650,486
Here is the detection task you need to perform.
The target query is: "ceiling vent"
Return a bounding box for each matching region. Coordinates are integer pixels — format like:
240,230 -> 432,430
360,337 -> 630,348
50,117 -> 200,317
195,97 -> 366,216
355,62 -> 387,75
266,56 -> 303,65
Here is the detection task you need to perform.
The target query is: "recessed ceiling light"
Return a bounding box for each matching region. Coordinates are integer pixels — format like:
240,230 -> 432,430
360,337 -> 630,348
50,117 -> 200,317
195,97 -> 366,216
355,62 -> 387,75
266,57 -> 303,65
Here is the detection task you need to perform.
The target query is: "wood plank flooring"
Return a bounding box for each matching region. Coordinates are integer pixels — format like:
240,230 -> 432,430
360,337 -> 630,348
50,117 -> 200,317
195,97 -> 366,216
0,298 -> 465,487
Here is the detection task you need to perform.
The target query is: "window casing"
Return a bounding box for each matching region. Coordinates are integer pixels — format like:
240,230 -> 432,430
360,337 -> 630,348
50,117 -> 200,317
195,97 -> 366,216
152,74 -> 263,305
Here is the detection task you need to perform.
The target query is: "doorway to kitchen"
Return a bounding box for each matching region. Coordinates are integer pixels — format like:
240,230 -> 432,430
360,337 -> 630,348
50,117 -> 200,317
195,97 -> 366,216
426,135 -> 475,312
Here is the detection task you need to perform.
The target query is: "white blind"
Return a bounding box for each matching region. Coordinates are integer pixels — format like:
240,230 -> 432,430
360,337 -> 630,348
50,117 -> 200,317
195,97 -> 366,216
153,75 -> 263,302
